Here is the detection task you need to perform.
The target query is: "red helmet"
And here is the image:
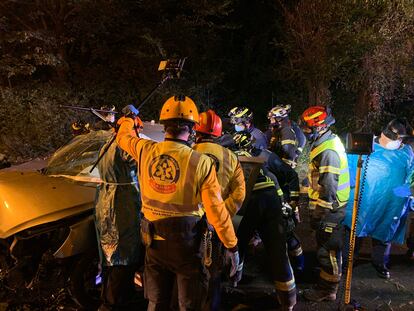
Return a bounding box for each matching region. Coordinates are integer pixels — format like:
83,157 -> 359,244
301,106 -> 335,128
195,109 -> 222,137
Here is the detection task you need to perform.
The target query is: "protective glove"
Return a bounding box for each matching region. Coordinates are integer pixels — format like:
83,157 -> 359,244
225,248 -> 240,279
281,201 -> 293,218
289,201 -> 301,224
121,104 -> 139,117
230,261 -> 244,287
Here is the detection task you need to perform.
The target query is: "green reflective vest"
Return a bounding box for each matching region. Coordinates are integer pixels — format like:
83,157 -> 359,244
308,135 -> 350,209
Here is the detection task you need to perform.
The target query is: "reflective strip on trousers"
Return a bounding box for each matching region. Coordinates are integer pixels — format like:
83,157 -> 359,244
290,191 -> 299,197
329,250 -> 339,277
274,278 -> 296,292
320,269 -> 341,283
289,246 -> 303,257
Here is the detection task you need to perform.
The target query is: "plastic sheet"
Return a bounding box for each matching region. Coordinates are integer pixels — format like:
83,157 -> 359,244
344,142 -> 414,244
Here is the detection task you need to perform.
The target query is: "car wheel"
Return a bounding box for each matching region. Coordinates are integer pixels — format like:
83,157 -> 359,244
69,251 -> 101,310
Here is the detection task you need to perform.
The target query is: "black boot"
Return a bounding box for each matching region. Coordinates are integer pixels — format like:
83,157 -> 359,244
372,263 -> 390,279
303,279 -> 338,302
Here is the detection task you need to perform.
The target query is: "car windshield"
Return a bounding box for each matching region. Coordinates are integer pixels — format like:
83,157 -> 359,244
44,122 -> 165,178
45,130 -> 112,177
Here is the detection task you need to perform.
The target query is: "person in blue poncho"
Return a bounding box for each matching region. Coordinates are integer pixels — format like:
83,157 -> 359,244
343,118 -> 414,279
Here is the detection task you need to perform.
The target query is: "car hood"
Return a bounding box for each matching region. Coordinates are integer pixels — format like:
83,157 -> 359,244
0,171 -> 96,239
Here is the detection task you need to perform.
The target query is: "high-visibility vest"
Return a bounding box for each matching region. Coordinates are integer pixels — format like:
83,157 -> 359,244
193,142 -> 238,196
308,135 -> 350,209
138,141 -> 212,221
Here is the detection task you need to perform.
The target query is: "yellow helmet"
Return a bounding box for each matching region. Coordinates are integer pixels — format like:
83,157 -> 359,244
159,95 -> 199,123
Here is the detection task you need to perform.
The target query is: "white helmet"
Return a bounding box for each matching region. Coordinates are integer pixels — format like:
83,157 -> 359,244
268,104 -> 291,120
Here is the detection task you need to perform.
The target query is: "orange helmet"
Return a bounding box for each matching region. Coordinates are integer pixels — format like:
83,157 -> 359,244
301,106 -> 335,128
194,109 -> 222,137
159,95 -> 199,123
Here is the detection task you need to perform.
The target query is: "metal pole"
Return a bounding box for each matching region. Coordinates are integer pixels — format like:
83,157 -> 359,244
60,105 -> 118,114
137,75 -> 169,111
344,154 -> 363,305
90,75 -> 171,173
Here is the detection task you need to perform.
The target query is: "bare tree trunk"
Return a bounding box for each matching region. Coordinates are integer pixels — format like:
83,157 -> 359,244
355,87 -> 380,131
307,80 -> 331,106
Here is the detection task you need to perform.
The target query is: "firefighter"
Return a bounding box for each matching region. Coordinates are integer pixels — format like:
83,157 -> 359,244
95,116 -> 144,310
266,104 -> 306,168
94,105 -> 116,130
228,106 -> 267,150
232,132 -> 297,311
116,96 -> 239,311
255,141 -> 305,275
299,106 -> 350,302
71,119 -> 90,136
193,109 -> 246,311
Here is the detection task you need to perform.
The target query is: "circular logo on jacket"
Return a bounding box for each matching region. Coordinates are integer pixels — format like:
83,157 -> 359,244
148,155 -> 180,193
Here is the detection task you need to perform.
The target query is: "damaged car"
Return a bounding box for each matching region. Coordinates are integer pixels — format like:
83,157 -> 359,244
0,123 -> 164,308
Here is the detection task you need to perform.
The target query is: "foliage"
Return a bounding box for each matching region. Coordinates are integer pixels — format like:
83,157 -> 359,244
1,0 -> 414,161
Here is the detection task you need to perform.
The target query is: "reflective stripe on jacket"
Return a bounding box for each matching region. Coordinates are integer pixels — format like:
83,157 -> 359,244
269,119 -> 304,164
193,141 -> 246,217
116,118 -> 237,249
308,132 -> 350,209
259,149 -> 300,203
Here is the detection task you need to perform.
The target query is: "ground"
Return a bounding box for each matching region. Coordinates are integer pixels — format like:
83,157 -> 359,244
220,210 -> 414,311
1,159 -> 414,310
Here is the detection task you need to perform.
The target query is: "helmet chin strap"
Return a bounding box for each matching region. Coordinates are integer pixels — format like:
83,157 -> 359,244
306,126 -> 328,142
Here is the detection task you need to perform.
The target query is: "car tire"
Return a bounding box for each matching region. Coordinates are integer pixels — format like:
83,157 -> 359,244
69,251 -> 101,310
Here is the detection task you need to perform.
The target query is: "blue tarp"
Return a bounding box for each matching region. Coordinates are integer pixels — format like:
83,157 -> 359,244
344,142 -> 414,244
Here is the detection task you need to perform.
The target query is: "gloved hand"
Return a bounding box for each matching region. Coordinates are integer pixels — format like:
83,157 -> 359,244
225,248 -> 240,279
281,201 -> 293,218
116,116 -> 137,134
121,104 -> 139,117
230,261 -> 244,287
289,201 -> 301,224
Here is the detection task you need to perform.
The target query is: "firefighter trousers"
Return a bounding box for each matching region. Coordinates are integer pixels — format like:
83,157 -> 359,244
99,265 -> 137,311
287,232 -> 304,271
310,206 -> 345,292
143,216 -> 208,311
237,187 -> 296,308
202,233 -> 225,311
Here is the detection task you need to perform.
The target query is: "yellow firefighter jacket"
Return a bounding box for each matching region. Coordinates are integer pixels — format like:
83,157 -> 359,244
116,118 -> 237,249
193,141 -> 246,217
